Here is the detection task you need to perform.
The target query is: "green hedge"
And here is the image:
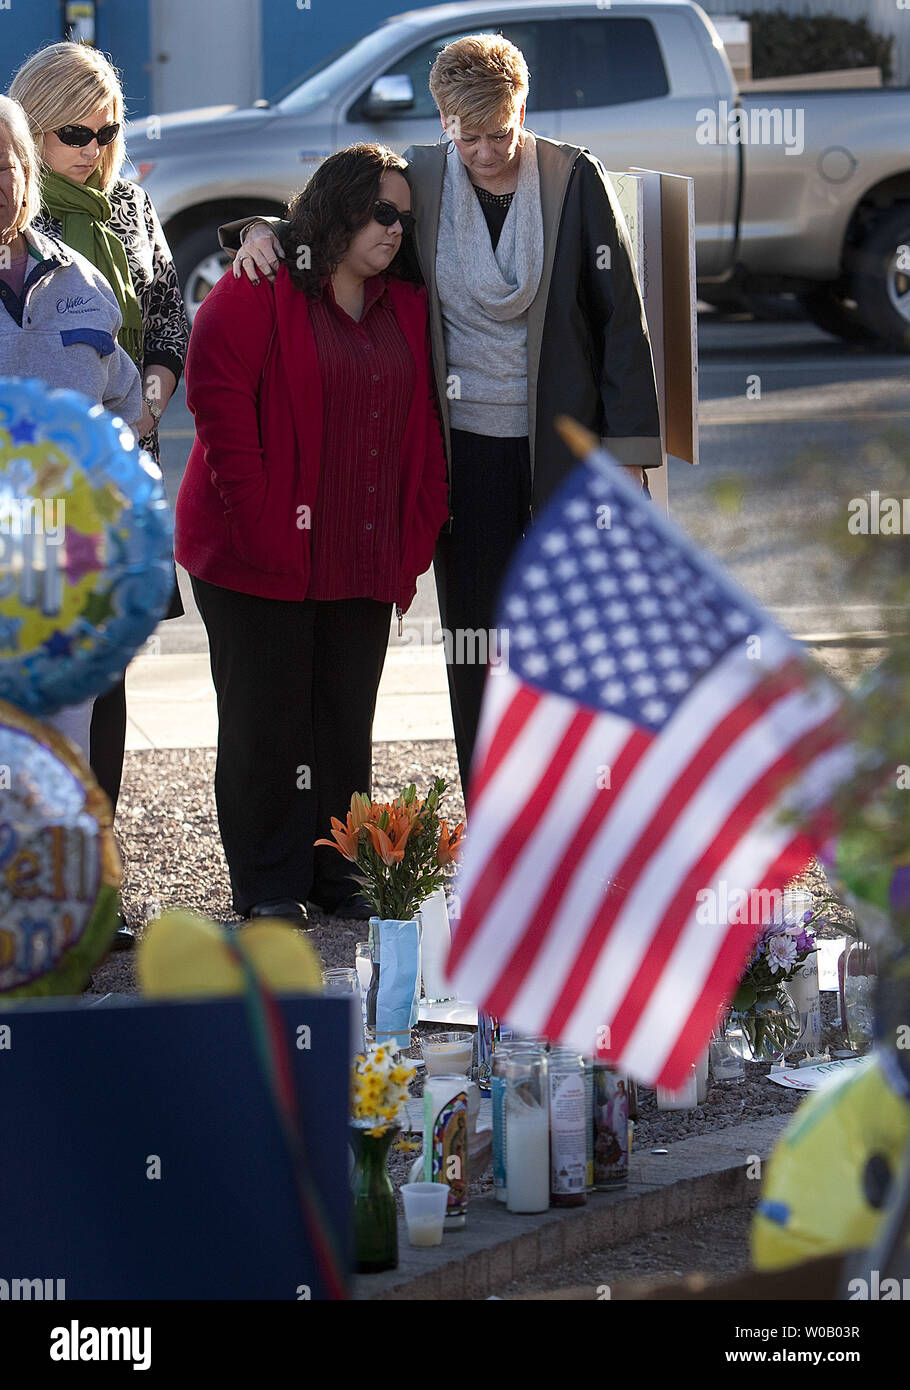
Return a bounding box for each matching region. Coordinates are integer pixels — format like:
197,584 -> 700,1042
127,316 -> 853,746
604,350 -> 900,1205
740,9 -> 894,83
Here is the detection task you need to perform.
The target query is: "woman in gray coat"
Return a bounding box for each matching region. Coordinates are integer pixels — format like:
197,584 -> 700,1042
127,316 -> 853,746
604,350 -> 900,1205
0,95 -> 142,758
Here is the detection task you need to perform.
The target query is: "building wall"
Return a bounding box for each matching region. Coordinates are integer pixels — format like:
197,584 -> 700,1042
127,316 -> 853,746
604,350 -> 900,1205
705,0 -> 908,86
0,0 -> 150,118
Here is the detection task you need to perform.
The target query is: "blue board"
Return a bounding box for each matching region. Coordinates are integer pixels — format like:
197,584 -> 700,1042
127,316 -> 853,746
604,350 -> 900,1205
0,993 -> 351,1299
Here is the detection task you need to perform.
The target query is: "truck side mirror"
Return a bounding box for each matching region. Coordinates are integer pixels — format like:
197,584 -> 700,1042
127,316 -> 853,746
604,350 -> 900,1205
364,74 -> 415,118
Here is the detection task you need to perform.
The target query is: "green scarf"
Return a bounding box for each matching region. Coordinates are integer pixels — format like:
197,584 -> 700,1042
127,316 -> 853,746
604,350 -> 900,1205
41,168 -> 144,368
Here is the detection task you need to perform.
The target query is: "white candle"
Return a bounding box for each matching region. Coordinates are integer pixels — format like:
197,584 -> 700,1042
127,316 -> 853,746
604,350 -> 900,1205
419,888 -> 455,1003
656,1064 -> 699,1110
506,1104 -> 550,1212
424,1038 -> 473,1076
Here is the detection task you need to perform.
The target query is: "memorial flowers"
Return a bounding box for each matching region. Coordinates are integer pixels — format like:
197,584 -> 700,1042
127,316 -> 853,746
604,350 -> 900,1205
316,777 -> 464,921
351,1046 -> 415,1137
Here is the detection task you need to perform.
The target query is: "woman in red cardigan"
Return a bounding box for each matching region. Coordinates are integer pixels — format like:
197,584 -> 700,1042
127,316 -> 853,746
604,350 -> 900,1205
176,144 -> 450,923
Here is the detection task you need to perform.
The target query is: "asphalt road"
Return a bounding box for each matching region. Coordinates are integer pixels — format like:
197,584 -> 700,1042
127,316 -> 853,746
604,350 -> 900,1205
156,310 -> 910,655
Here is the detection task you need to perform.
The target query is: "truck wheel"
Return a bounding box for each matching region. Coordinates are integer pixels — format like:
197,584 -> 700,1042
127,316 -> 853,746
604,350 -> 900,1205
850,204 -> 910,351
799,287 -> 877,345
173,220 -> 234,325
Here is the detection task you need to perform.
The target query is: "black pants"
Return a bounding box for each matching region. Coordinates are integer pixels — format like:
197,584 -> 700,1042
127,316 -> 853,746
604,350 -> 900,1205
90,678 -> 127,814
192,576 -> 391,916
433,429 -> 531,790
89,574 -> 183,816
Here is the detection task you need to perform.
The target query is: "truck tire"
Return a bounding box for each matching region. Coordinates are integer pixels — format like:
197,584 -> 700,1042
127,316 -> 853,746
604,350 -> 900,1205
850,204 -> 910,351
799,287 -> 877,345
172,219 -> 234,325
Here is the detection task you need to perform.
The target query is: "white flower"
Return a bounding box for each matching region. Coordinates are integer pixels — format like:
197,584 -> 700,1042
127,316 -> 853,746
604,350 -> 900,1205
766,933 -> 797,975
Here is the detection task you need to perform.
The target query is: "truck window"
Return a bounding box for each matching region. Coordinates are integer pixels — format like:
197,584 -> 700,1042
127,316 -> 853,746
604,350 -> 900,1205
347,23 -> 553,122
561,18 -> 669,108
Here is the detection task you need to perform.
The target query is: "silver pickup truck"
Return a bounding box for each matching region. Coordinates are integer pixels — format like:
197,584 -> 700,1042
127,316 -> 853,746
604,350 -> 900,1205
127,0 -> 910,348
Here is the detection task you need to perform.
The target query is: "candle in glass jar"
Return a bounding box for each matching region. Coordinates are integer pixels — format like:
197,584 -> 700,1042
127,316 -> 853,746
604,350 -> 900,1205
423,1032 -> 473,1076
505,1051 -> 549,1213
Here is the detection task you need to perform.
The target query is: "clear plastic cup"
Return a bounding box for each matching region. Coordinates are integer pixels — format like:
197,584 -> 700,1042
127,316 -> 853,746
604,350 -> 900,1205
400,1181 -> 450,1247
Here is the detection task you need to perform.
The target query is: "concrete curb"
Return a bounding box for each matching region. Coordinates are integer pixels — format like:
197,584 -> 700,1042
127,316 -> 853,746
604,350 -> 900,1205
353,1114 -> 790,1300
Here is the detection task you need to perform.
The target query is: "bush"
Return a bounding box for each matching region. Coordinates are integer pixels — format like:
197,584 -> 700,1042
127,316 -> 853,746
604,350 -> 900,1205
741,9 -> 894,83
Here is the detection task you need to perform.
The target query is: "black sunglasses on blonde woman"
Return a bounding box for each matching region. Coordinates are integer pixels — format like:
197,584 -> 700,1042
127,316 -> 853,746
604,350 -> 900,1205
53,122 -> 120,148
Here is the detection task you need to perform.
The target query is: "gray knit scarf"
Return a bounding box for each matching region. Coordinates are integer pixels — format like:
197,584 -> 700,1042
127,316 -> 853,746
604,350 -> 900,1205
436,129 -> 544,436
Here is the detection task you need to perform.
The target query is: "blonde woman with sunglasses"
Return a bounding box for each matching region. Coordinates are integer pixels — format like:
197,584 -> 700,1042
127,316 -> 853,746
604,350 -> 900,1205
10,42 -> 189,946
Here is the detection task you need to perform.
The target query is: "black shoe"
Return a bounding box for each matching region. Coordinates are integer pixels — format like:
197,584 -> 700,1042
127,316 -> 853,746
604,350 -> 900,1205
310,894 -> 374,922
110,917 -> 136,951
247,899 -> 308,923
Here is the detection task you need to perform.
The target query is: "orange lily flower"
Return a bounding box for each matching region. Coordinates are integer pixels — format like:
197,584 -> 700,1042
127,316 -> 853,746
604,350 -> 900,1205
367,812 -> 415,865
437,820 -> 465,866
315,814 -> 361,861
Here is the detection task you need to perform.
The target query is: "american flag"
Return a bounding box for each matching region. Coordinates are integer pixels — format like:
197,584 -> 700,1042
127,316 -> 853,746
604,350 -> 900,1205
447,446 -> 853,1090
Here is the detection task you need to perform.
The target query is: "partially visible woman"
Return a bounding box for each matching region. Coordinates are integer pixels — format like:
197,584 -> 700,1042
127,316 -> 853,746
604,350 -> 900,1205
10,42 -> 188,821
176,144 -> 449,923
0,95 -> 142,756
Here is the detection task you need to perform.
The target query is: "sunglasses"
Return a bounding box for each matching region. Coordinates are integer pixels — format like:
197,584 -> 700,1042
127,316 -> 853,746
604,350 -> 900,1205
373,199 -> 415,235
53,122 -> 120,148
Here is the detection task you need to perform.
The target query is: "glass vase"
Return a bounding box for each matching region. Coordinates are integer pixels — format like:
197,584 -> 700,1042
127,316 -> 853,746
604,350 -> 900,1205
726,990 -> 802,1064
350,1124 -> 399,1274
844,942 -> 877,1053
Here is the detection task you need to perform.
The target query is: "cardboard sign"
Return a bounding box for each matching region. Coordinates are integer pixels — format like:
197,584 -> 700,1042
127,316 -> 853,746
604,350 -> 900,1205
0,993 -> 352,1298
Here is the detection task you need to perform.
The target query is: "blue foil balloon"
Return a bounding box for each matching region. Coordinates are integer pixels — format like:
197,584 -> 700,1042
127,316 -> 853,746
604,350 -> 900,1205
0,378 -> 174,716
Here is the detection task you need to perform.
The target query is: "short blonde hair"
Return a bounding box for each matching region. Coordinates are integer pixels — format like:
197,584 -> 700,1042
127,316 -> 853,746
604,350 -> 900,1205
429,34 -> 529,134
9,42 -> 126,195
0,95 -> 42,233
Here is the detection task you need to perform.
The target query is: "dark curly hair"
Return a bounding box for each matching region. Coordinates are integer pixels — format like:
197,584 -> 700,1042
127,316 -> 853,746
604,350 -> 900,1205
281,143 -> 419,298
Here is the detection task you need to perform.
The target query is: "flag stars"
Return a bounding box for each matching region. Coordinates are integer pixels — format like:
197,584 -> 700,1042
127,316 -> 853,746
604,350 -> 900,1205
621,649 -> 649,672
523,652 -> 550,677
544,618 -> 571,641
561,668 -> 587,691
583,632 -> 608,654
603,680 -> 627,703
555,557 -> 577,581
614,625 -> 638,648
534,594 -> 561,616
573,609 -> 599,630
506,597 -> 530,620
564,498 -> 591,523
524,566 -> 549,589
614,550 -> 639,571
553,642 -> 578,666
663,669 -> 691,692
642,698 -> 669,722
591,654 -> 617,677
632,673 -> 659,696
541,532 -> 569,556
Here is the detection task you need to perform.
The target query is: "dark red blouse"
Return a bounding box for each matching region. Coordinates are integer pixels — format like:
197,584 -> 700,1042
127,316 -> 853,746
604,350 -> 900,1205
306,276 -> 415,601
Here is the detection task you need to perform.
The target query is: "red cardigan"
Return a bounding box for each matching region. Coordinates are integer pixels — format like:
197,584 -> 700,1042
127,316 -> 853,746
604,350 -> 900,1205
175,267 -> 450,609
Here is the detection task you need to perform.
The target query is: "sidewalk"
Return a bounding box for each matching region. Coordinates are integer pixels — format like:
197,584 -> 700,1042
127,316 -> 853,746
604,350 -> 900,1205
124,632 -> 877,753
124,645 -> 455,750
